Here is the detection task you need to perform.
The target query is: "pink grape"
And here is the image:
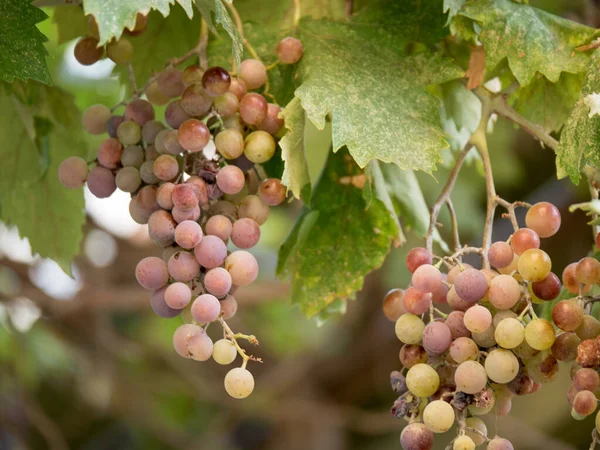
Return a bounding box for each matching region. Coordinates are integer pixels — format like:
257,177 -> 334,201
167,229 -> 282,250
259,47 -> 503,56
156,182 -> 175,209
445,311 -> 470,339
231,218 -> 261,249
164,282 -> 192,309
124,99 -> 155,126
194,235 -> 227,269
277,37 -> 304,64
153,154 -> 179,181
172,183 -> 199,211
148,210 -> 177,246
447,285 -> 475,311
191,293 -> 221,323
488,274 -> 521,310
257,103 -> 284,135
464,304 -> 492,333
205,215 -> 233,241
136,256 -> 169,290
216,165 -> 245,194
454,268 -> 488,302
165,99 -> 191,128
239,59 -> 267,89
220,295 -> 238,319
97,138 -> 123,169
174,220 -> 203,249
406,247 -> 432,273
526,202 -> 561,238
258,178 -> 286,206
168,251 -> 200,282
487,438 -> 514,450
411,264 -> 442,293
511,228 -> 540,255
239,93 -> 268,125
172,205 -> 200,223
87,166 -> 116,198
142,120 -> 165,144
400,423 -> 434,450
186,176 -> 209,206
488,241 -> 514,269
422,321 -> 452,356
402,287 -> 432,315
204,267 -> 232,297
214,92 -> 239,117
225,250 -> 259,286
178,119 -> 210,152
150,286 -> 181,318
173,323 -> 212,360
180,83 -> 213,117
82,103 -> 111,134
229,77 -> 247,100
58,156 -> 89,189
157,67 -> 185,98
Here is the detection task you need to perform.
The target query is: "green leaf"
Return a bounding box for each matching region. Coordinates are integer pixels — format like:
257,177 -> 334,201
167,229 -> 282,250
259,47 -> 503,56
557,50 -> 600,183
195,0 -> 243,72
460,0 -> 596,85
279,97 -> 311,203
0,83 -> 88,275
510,72 -> 584,133
83,0 -> 194,45
53,5 -> 88,44
296,17 -> 463,172
443,0 -> 465,24
0,0 -> 51,85
114,6 -> 200,88
277,149 -> 397,317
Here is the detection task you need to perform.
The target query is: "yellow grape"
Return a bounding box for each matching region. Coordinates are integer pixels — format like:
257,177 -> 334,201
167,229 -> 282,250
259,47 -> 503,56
406,363 -> 440,397
517,249 -> 551,282
525,318 -> 556,350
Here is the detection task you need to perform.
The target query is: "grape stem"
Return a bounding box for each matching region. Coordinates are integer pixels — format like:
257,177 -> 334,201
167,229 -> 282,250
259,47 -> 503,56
446,198 -> 461,253
590,429 -> 599,450
218,316 -> 262,366
495,198 -> 530,231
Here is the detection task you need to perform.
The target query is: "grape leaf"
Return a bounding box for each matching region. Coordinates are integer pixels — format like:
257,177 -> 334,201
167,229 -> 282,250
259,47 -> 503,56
444,0 -> 465,24
0,0 -> 51,85
53,5 -> 88,44
83,0 -> 194,45
510,72 -> 584,133
195,0 -> 243,72
277,149 -> 397,317
557,50 -> 600,183
114,6 -> 200,88
279,97 -> 311,203
0,83 -> 88,275
296,18 -> 463,172
460,0 -> 596,85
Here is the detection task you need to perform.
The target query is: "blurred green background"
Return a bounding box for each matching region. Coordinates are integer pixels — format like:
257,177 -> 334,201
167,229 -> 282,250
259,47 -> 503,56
2,1 -> 600,449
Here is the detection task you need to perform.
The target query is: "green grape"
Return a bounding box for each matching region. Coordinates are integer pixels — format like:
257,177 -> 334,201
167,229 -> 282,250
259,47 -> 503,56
244,130 -> 276,163
238,195 -> 269,225
517,248 -> 551,282
107,38 -> 133,65
121,145 -> 144,168
472,323 -> 496,348
212,339 -> 237,365
423,400 -> 455,433
525,318 -> 556,350
140,160 -> 160,184
224,367 -> 254,399
494,318 -> 525,349
146,80 -> 169,106
405,363 -> 440,397
484,349 -> 519,383
395,314 -> 425,344
115,166 -> 141,193
454,436 -> 475,450
117,120 -> 142,145
214,92 -> 239,117
216,129 -> 245,160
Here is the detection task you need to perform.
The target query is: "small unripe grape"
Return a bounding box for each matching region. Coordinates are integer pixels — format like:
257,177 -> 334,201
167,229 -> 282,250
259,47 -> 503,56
277,37 -> 304,64
510,228 -> 540,255
164,282 -> 192,309
121,145 -> 144,168
191,293 -> 221,323
215,129 -> 245,159
423,400 -> 454,433
195,235 -> 228,268
576,257 -> 600,285
494,318 -> 525,349
224,367 -> 255,399
400,423 -> 434,450
115,166 -> 141,192
526,202 -> 561,238
257,103 -> 284,135
395,314 -> 425,344
74,36 -> 103,65
259,178 -> 287,206
552,300 -> 584,331
157,67 -> 185,98
517,248 -> 551,281
406,363 -> 440,397
145,144 -> 160,161
82,104 -> 111,135
146,80 -> 169,106
225,250 -> 259,286
525,318 -> 556,350
107,38 -> 133,65
59,156 -> 89,188
239,93 -> 268,125
117,120 -> 142,145
136,256 -> 169,290
139,160 -> 159,184
153,154 -> 179,181
178,119 -> 210,152
182,64 -> 204,86
453,435 -> 475,450
455,360 -> 487,394
488,241 -> 514,268
97,138 -> 123,169
240,58 -> 267,89
485,348 -> 519,383
202,66 -> 231,96
165,99 -> 191,128
212,339 -> 237,365
125,99 -> 155,126
87,166 -> 116,198
531,272 -> 561,300
244,130 -> 276,163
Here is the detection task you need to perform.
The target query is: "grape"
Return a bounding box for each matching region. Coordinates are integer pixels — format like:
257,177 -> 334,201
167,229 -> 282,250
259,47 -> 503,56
525,202 -> 561,238
106,115 -> 125,138
449,337 -> 479,363
140,160 -> 159,184
174,220 -> 203,249
121,145 -> 144,168
163,130 -> 185,155
141,121 -> 165,146
136,256 -> 169,290
145,144 -> 160,161
202,66 -> 231,96
165,100 -> 192,129
115,167 -> 141,192
168,251 -> 200,282
212,339 -> 237,365
572,390 -> 597,419
244,130 -> 276,163
383,288 -> 405,322
512,338 -> 539,360
215,129 -> 245,160
531,272 -> 561,300
180,65 -> 203,87
495,394 -> 513,417
573,368 -> 600,391
58,156 -> 89,189
231,218 -> 261,249
224,250 -> 259,286
431,278 -> 449,304
454,268 -> 488,302
106,38 -> 133,65
164,282 -> 192,309
447,263 -> 472,284
173,205 -> 200,223
563,262 -> 592,294
527,352 -> 559,384
494,318 -> 525,349
445,310 -> 470,339
395,314 -> 425,344
525,318 -> 555,350
220,295 -> 238,319
551,332 -> 580,361
157,68 -> 185,98
497,254 -> 519,276
411,264 -> 442,294
238,195 -> 270,225
181,83 -> 213,117
186,176 -> 210,206
125,13 -> 148,35
488,241 -> 514,269
150,287 -> 182,318
215,165 -> 245,195
117,120 -> 142,145
177,119 -> 210,152
153,154 -> 179,181
453,436 -> 475,450
400,423 -> 434,450
406,363 -> 440,397
173,323 -> 201,357
229,77 -> 248,100
399,344 -> 427,368
214,92 -> 239,117
148,210 -> 176,246
74,36 -> 103,65
552,299 -> 584,331
137,185 -> 159,211
146,80 -> 170,106
205,215 -> 233,242
194,235 -> 227,268
486,438 -> 514,450
187,327 -> 214,361
191,293 -> 221,323
154,129 -> 170,154
464,305 -> 492,333
472,323 -> 497,348
487,274 -> 520,310
484,348 -> 519,383
204,267 -> 233,297
172,183 -> 199,210
518,248 -> 552,282
423,400 -> 454,433
162,246 -> 182,263
447,284 -> 472,313
82,104 -> 111,135
455,360 -> 487,394
87,166 -> 116,198
239,59 -> 267,89
422,321 -> 452,356
124,100 -> 154,127
510,228 -> 540,255
156,182 -> 175,209
493,310 -> 518,327
277,37 -> 304,64
576,256 -> 600,285
255,179 -> 286,207
224,367 -> 255,399
239,93 -> 268,125
465,417 -> 487,446
97,138 -> 123,169
256,104 -> 284,136
576,315 -> 600,340
402,287 -> 432,315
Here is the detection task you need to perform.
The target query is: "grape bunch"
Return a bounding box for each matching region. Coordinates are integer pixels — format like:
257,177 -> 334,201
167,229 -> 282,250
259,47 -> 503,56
59,36 -> 304,399
385,202 -> 566,450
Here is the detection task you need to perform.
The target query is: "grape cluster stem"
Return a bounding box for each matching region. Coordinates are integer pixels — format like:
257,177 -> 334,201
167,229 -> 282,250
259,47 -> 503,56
218,316 -> 262,368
